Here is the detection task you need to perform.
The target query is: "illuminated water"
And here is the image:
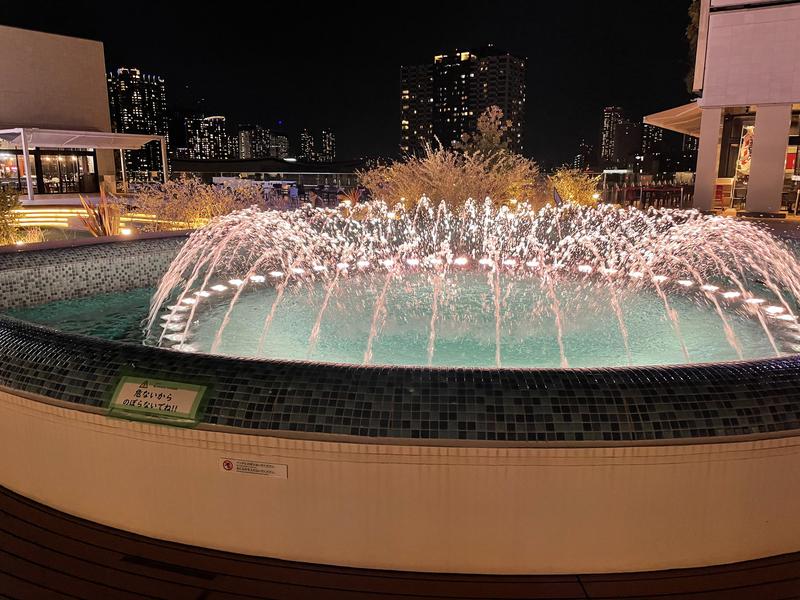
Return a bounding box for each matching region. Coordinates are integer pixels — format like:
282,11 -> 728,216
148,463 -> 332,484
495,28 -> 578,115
8,201 -> 800,369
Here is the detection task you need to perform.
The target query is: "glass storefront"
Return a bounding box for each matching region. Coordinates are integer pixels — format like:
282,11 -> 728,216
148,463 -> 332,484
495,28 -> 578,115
717,108 -> 800,210
0,141 -> 98,195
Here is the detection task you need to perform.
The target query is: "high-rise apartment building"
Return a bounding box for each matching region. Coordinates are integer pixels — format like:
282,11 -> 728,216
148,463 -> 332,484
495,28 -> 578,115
614,118 -> 641,168
270,132 -> 290,159
185,115 -> 229,160
238,125 -> 291,160
400,64 -> 434,154
238,125 -> 271,159
475,47 -> 526,153
319,129 -> 336,162
299,129 -> 316,161
432,51 -> 478,149
641,123 -> 664,158
572,140 -> 594,171
107,67 -> 168,181
600,106 -> 624,166
400,46 -> 526,154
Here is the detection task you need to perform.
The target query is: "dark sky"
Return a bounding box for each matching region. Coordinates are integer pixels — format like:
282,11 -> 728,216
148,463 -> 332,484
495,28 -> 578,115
2,1 -> 693,166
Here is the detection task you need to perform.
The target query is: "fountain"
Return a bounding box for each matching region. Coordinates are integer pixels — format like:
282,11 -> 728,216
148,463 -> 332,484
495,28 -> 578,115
144,199 -> 800,368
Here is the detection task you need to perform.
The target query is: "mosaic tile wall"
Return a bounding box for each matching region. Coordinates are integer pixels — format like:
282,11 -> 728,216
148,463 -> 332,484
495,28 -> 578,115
0,237 -> 186,310
1,315 -> 799,442
1,236 -> 799,443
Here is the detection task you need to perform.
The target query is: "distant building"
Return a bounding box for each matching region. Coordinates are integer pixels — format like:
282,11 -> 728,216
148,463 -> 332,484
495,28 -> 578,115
475,47 -> 525,153
600,106 -> 624,166
270,132 -> 290,159
238,124 -> 271,160
641,123 -> 663,158
400,64 -> 434,154
226,127 -> 239,162
614,119 -> 642,169
319,129 -> 336,162
572,140 -> 594,171
432,51 -> 478,150
679,134 -> 699,171
186,115 -> 229,160
107,67 -> 169,181
299,129 -> 316,161
400,45 -> 526,154
636,123 -> 665,174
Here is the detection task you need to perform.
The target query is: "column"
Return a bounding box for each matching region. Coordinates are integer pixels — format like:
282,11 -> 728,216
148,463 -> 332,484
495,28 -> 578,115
693,106 -> 723,211
746,103 -> 792,214
19,129 -> 35,201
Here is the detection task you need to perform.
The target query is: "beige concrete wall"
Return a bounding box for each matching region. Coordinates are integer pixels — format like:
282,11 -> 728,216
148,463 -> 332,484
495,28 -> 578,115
0,26 -> 111,132
0,25 -> 115,180
2,388 -> 800,575
700,4 -> 800,108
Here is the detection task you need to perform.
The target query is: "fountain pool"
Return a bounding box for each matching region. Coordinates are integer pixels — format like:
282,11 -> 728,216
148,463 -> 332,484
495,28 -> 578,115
7,201 -> 800,369
133,200 -> 800,368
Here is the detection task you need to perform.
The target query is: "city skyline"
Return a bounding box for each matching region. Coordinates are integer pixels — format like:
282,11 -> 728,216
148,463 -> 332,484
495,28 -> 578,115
3,1 -> 693,166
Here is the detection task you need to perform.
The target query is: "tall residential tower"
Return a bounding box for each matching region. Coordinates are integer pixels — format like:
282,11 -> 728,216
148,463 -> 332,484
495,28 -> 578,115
400,46 -> 526,154
107,67 -> 169,181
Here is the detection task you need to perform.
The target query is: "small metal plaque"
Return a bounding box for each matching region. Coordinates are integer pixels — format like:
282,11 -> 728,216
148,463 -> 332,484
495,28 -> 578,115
220,457 -> 288,479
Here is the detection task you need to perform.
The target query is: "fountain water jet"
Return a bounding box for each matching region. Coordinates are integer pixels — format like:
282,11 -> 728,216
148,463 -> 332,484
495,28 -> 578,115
145,200 -> 800,369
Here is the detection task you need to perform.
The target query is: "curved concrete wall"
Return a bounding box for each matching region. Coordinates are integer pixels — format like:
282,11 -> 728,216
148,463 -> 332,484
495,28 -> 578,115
2,387 -> 800,575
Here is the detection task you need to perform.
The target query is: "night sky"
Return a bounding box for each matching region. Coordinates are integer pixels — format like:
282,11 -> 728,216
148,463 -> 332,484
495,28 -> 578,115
3,1 -> 693,166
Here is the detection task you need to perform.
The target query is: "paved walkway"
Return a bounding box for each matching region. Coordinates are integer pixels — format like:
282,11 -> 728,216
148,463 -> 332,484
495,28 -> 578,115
1,486 -> 800,599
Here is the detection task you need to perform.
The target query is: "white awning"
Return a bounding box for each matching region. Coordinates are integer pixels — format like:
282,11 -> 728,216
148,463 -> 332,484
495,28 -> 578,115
0,127 -> 163,150
644,102 -> 702,138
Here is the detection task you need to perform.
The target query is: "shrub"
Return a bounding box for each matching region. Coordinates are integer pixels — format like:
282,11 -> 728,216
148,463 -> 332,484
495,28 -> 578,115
131,176 -> 266,231
79,190 -> 122,237
360,107 -> 540,210
359,143 -> 540,210
0,189 -> 20,246
547,168 -> 602,206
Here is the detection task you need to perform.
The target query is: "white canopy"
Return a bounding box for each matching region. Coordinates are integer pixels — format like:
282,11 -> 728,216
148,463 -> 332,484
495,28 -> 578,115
0,127 -> 167,198
644,102 -> 702,138
0,127 -> 163,150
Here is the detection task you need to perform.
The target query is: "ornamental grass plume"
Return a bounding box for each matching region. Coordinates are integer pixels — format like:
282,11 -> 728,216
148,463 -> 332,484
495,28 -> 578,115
359,106 -> 541,210
132,176 -> 267,231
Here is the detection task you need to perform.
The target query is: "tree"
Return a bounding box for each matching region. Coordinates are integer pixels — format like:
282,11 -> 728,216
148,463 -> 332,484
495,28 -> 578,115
548,168 -> 601,207
453,106 -> 510,156
686,0 -> 701,93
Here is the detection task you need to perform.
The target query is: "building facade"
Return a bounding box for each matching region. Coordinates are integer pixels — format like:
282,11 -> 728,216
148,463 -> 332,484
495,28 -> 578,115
299,129 -> 316,161
107,67 -> 169,182
400,46 -> 526,154
319,129 -> 336,162
600,106 -> 624,167
400,64 -> 434,154
0,25 -> 115,195
572,140 -> 594,171
648,0 -> 800,213
475,48 -> 526,152
270,132 -> 290,159
238,125 -> 271,160
185,115 -> 229,160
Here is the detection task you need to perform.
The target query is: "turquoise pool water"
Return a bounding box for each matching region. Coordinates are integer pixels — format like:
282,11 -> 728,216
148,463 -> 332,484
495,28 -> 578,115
5,274 -> 791,368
